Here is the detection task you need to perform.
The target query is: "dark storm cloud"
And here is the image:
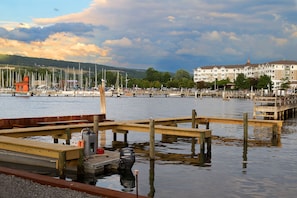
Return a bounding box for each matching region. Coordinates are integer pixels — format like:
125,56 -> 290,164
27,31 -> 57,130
0,22 -> 107,42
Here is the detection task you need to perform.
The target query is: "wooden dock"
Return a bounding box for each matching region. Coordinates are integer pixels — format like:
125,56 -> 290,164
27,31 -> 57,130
0,135 -> 83,179
0,111 -> 283,178
253,95 -> 297,120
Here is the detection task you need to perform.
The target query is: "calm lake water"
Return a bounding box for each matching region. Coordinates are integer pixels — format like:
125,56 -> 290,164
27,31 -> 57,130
1,95 -> 297,198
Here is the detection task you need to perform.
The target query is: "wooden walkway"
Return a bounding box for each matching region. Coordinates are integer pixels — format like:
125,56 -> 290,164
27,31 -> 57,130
253,95 -> 297,120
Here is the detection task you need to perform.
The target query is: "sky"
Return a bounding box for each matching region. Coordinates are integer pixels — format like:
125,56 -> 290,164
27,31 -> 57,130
0,0 -> 297,72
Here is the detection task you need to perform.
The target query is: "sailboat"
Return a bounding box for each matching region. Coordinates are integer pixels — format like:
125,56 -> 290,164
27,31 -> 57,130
115,71 -> 123,97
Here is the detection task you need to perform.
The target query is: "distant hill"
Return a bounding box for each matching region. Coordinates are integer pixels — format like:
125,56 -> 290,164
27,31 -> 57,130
0,54 -> 146,79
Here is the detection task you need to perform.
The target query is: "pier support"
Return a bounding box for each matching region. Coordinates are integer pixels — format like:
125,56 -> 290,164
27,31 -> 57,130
112,129 -> 128,148
77,149 -> 85,181
199,132 -> 205,164
191,109 -> 197,157
149,119 -> 155,160
58,151 -> 66,179
271,124 -> 280,146
243,113 -> 248,144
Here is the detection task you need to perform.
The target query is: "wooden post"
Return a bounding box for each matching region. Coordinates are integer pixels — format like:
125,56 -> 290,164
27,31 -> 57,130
271,124 -> 278,146
113,132 -> 117,141
242,139 -> 248,169
100,130 -> 106,148
93,115 -> 99,134
206,136 -> 211,162
191,109 -> 196,128
93,115 -> 99,146
77,148 -> 84,182
58,151 -> 66,179
99,84 -> 106,114
191,109 -> 197,157
65,128 -> 71,145
148,160 -> 155,198
124,133 -> 128,144
199,132 -> 205,165
149,119 -> 155,160
242,112 -> 248,169
206,121 -> 210,129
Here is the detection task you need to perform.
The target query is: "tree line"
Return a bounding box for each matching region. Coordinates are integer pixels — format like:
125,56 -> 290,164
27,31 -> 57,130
3,61 -> 288,91
196,73 -> 275,91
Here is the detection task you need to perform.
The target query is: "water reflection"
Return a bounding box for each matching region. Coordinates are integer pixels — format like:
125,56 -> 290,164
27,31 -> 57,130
242,138 -> 248,170
148,159 -> 155,198
119,169 -> 135,192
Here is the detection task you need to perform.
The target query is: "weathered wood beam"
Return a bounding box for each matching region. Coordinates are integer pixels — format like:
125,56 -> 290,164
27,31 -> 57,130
113,123 -> 211,138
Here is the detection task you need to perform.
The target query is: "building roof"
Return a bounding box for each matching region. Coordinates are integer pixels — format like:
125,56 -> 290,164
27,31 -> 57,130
197,59 -> 297,70
268,60 -> 297,65
199,63 -> 257,70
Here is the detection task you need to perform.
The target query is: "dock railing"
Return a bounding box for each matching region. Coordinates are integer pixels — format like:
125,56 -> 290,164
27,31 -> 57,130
253,95 -> 297,120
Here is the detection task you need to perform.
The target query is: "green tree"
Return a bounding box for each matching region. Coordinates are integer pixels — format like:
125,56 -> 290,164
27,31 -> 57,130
280,77 -> 290,90
161,72 -> 172,84
145,67 -> 160,82
256,75 -> 271,90
234,73 -> 250,89
196,81 -> 208,89
166,79 -> 179,88
216,78 -> 231,89
174,69 -> 191,80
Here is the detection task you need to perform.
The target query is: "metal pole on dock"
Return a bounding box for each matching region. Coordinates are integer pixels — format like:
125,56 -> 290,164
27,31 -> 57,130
149,119 -> 155,160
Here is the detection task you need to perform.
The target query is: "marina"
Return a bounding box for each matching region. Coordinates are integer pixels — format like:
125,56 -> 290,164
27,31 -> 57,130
0,110 -> 283,177
0,96 -> 297,197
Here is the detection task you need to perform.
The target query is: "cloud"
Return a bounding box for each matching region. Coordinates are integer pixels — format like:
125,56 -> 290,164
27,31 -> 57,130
270,37 -> 288,46
1,0 -> 297,71
0,32 -> 110,63
208,12 -> 239,19
0,23 -> 98,42
103,37 -> 132,47
167,16 -> 176,23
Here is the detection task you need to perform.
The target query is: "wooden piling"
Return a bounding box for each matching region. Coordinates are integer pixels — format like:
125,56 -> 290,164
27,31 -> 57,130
206,137 -> 211,161
148,160 -> 155,198
149,119 -> 155,160
271,124 -> 279,146
58,151 -> 66,179
93,115 -> 99,134
77,149 -> 84,181
199,132 -> 205,164
99,84 -> 106,114
93,115 -> 99,145
65,128 -> 71,145
243,113 -> 248,169
191,109 -> 197,157
243,113 -> 248,143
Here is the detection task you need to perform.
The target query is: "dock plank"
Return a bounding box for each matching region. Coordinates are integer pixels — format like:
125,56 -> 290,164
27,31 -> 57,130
0,136 -> 82,160
114,123 -> 212,138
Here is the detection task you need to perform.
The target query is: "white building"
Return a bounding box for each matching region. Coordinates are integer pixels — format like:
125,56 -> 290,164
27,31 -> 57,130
193,59 -> 297,90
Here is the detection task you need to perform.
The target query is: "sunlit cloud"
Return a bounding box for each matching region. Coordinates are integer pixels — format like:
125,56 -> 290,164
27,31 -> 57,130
103,37 -> 132,47
0,32 -> 110,63
270,37 -> 288,46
